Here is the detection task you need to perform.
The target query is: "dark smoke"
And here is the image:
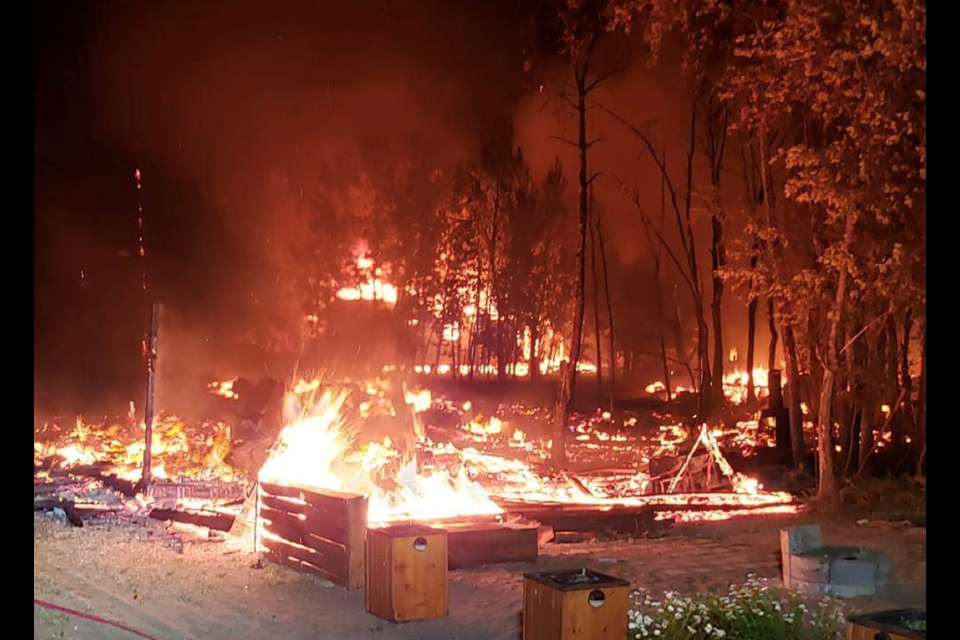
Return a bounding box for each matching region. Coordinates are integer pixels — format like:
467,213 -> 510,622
35,0 -> 765,414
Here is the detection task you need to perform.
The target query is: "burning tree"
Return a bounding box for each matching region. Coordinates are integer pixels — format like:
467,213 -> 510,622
287,125 -> 580,384
530,0 -> 629,465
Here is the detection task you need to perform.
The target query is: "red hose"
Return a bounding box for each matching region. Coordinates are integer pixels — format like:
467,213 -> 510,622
34,598 -> 165,640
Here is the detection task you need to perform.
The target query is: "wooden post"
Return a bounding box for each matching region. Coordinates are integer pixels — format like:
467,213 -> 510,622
142,302 -> 160,489
254,482 -> 260,554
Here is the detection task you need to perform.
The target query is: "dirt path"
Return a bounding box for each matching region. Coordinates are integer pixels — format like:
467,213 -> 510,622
34,513 -> 925,640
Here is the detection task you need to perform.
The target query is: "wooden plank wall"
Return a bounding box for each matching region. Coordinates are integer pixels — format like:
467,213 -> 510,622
259,481 -> 367,589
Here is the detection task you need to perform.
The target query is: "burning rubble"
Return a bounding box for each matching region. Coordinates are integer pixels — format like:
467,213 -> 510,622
35,369 -> 800,538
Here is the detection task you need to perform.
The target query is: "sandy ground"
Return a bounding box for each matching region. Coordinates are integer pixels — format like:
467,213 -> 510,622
34,512 -> 926,640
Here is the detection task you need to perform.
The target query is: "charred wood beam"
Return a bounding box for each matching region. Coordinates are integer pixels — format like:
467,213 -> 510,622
48,466 -> 141,497
34,498 -> 83,527
148,508 -> 236,532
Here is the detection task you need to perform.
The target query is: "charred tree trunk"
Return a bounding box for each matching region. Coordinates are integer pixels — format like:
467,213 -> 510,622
898,310 -> 914,447
433,327 -> 443,371
497,322 -> 506,381
739,140 -> 762,404
596,211 -> 616,412
917,319 -> 926,467
589,212 -> 603,400
530,320 -> 541,380
838,320 -> 857,469
656,287 -> 672,402
141,302 -> 160,489
746,292 -> 759,402
645,158 -> 672,401
685,105 -> 713,414
452,334 -> 460,381
858,395 -> 876,476
467,265 -> 481,382
781,318 -> 809,472
857,319 -> 879,474
675,293 -> 696,391
744,241 -> 760,403
552,48 -> 594,466
808,312 -> 824,426
818,377 -> 837,496
767,299 -> 779,374
707,104 -> 729,410
885,315 -> 901,448
710,216 -> 726,408
816,210 -> 857,498
845,313 -> 866,476
490,194 -> 505,382
837,391 -> 853,472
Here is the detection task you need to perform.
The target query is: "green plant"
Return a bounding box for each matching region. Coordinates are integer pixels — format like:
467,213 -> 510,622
903,619 -> 926,633
627,576 -> 846,640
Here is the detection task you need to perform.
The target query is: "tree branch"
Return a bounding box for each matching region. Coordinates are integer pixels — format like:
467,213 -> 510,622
548,135 -> 579,148
614,173 -> 698,299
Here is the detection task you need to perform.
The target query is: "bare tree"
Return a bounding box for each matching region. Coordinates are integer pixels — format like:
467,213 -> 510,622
539,0 -> 626,465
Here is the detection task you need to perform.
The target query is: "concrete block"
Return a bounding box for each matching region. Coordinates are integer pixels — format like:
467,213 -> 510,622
781,525 -> 823,555
830,558 -> 878,587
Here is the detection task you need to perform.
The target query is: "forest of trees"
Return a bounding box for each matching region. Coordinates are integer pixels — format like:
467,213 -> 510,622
288,0 -> 926,494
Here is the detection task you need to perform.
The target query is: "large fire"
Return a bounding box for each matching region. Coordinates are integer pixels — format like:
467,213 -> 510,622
35,371 -> 800,529
252,375 -> 795,527
333,241 -> 399,306
644,366 -> 770,405
257,382 -> 502,524
34,409 -> 234,483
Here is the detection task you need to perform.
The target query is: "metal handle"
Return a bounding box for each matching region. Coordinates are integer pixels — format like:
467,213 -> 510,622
875,632 -> 891,640
588,590 -> 606,609
413,536 -> 428,552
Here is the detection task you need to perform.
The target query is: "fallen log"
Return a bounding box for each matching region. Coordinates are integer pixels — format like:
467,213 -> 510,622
34,480 -> 75,496
148,508 -> 236,531
34,498 -> 83,527
499,503 -> 657,534
647,500 -> 798,514
554,531 -> 596,543
498,498 -> 798,534
146,479 -> 245,502
49,466 -> 141,497
443,520 -> 540,568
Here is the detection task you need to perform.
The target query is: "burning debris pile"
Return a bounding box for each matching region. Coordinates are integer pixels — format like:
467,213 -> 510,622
35,372 -> 799,537
34,410 -> 236,484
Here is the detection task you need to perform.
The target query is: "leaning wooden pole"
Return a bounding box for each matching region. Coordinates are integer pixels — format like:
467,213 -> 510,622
142,302 -> 160,489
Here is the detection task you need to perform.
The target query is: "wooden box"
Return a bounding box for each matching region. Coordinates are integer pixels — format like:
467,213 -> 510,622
523,569 -> 629,640
445,520 -> 539,568
848,610 -> 926,640
259,481 -> 367,589
366,524 -> 448,622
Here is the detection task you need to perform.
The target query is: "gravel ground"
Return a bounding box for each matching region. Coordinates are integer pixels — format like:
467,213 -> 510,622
33,511 -> 926,640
